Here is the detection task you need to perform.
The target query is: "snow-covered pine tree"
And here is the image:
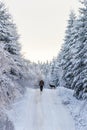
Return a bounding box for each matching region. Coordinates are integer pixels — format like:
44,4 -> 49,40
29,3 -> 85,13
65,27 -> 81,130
55,52 -> 64,87
59,11 -> 76,89
0,2 -> 20,51
0,2 -> 28,81
49,57 -> 59,87
71,0 -> 87,99
0,2 -> 29,106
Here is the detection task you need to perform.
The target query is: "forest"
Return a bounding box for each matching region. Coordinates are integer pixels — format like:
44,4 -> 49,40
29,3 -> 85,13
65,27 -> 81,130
0,0 -> 87,130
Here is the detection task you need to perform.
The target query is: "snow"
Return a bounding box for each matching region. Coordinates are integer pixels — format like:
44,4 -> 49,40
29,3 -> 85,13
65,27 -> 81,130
58,87 -> 87,130
6,88 -> 75,130
0,110 -> 14,130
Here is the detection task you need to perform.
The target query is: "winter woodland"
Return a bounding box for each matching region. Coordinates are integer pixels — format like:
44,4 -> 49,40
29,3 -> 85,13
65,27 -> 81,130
0,0 -> 87,130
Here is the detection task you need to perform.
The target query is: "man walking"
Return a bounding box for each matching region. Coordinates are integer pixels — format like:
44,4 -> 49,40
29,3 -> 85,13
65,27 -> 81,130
39,80 -> 44,92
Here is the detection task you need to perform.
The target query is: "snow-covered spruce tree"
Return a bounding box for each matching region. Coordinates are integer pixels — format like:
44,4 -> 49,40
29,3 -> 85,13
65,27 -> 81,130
1,2 -> 28,81
55,53 -> 64,87
0,2 -> 28,107
51,61 -> 59,87
49,57 -> 59,87
59,11 -> 76,89
71,0 -> 87,99
0,3 -> 20,55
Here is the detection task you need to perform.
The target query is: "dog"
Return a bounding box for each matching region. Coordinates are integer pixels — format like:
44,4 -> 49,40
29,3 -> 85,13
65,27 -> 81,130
49,84 -> 56,89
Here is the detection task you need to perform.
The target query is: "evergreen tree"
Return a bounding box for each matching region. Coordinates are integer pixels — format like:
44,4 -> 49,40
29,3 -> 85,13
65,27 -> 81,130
0,2 -> 20,54
0,2 -> 28,81
49,57 -> 59,86
71,0 -> 87,99
0,2 -> 30,106
60,11 -> 76,89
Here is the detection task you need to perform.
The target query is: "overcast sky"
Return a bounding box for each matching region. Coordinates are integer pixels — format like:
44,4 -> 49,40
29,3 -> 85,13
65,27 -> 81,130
3,0 -> 79,63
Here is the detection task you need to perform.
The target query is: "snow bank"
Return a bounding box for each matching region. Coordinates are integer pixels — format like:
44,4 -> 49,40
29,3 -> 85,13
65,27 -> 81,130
0,111 -> 14,130
58,87 -> 87,130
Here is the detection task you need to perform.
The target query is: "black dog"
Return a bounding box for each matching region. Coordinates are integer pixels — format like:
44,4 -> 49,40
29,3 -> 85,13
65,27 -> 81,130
49,84 -> 56,89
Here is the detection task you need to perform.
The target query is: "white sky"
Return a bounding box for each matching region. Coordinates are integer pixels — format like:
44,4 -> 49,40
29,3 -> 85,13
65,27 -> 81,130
3,0 -> 79,63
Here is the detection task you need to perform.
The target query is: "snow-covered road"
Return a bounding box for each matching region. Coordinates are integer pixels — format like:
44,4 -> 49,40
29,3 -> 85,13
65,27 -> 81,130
6,88 -> 76,130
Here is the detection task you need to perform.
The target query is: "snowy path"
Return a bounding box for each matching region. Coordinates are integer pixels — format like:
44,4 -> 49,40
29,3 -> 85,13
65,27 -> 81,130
6,88 -> 76,130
